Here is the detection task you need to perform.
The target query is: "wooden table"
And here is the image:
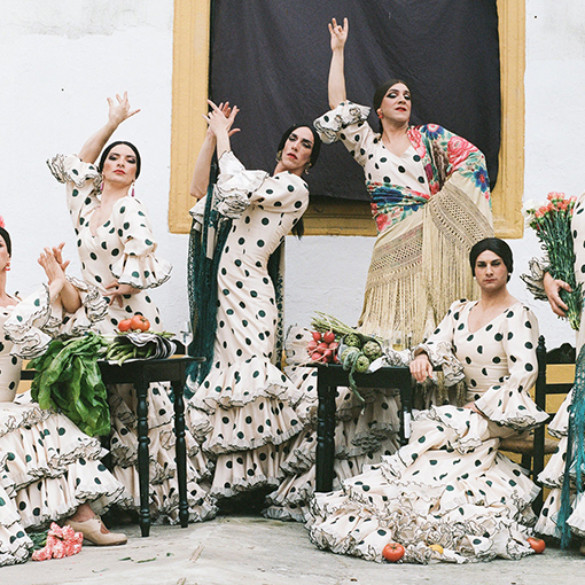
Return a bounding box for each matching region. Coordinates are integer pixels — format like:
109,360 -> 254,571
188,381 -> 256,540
309,364 -> 413,493
24,355 -> 202,537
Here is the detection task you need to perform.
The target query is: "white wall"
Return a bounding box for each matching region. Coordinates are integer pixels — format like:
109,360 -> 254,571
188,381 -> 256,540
1,1 -> 584,349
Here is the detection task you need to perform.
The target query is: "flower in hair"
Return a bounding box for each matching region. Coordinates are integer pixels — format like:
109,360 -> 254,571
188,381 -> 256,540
0,216 -> 4,229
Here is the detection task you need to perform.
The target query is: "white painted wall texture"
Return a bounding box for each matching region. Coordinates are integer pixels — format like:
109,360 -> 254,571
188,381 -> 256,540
0,1 -> 583,349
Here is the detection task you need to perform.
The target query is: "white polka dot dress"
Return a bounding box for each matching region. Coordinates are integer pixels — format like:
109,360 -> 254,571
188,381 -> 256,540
186,151 -> 309,500
0,305 -> 126,567
47,155 -> 216,523
308,300 -> 548,563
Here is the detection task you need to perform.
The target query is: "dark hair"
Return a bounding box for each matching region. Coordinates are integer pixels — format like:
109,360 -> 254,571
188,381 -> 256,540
98,141 -> 142,179
373,78 -> 412,112
469,237 -> 513,281
0,226 -> 11,256
277,124 -> 321,168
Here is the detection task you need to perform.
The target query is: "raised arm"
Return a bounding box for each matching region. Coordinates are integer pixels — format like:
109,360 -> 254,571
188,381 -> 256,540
38,245 -> 81,313
328,17 -> 349,109
78,92 -> 140,164
190,102 -> 239,199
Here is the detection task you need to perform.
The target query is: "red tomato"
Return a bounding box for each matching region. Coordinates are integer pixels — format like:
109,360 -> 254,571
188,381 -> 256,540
311,331 -> 322,342
527,537 -> 545,554
382,542 -> 405,562
130,314 -> 150,332
118,319 -> 132,332
323,331 -> 336,344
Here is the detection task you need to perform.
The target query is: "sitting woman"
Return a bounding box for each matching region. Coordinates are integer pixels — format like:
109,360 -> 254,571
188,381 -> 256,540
0,224 -> 127,567
308,238 -> 548,563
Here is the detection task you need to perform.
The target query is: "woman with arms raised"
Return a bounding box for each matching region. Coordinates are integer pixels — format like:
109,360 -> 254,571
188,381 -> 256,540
46,93 -> 214,523
186,100 -> 321,508
317,17 -> 493,346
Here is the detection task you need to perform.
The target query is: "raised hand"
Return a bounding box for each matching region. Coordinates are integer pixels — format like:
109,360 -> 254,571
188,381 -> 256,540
38,246 -> 67,285
51,242 -> 71,273
107,91 -> 141,128
329,17 -> 348,52
203,100 -> 240,137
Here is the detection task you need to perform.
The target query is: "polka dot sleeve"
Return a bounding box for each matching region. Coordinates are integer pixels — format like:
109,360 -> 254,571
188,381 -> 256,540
46,154 -> 101,225
413,300 -> 467,385
474,305 -> 548,431
109,197 -> 172,289
250,174 -> 309,214
313,101 -> 377,167
4,281 -> 108,359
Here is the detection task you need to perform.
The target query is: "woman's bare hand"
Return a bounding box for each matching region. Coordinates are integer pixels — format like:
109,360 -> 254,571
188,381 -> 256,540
105,280 -> 141,307
543,271 -> 571,317
38,247 -> 67,285
204,101 -> 240,138
409,353 -> 433,383
329,17 -> 348,52
107,91 -> 141,128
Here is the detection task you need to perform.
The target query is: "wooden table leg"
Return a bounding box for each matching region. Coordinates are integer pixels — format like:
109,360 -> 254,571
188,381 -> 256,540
172,378 -> 189,528
316,374 -> 336,492
135,379 -> 151,537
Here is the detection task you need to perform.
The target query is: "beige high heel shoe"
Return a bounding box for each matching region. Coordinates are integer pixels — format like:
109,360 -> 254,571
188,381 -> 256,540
66,516 -> 127,546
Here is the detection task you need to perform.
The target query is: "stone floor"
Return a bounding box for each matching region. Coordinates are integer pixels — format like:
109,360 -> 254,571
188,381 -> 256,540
2,515 -> 584,585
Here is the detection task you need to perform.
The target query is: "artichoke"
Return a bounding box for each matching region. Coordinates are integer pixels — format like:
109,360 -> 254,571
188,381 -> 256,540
341,347 -> 360,368
344,333 -> 362,348
354,353 -> 371,373
362,340 -> 382,361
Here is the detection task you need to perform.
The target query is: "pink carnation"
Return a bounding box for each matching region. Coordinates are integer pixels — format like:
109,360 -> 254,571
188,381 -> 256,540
447,136 -> 478,169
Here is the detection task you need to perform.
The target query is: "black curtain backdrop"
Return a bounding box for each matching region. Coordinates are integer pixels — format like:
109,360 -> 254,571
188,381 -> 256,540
210,0 -> 500,201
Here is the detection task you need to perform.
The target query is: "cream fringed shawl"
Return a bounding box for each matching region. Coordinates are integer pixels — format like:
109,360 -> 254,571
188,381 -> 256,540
359,172 -> 493,344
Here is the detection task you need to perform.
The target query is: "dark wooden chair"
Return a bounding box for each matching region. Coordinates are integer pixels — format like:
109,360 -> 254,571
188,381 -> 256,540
499,335 -> 574,512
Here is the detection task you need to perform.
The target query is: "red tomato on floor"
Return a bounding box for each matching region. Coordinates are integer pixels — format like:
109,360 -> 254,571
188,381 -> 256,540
527,537 -> 545,554
382,542 -> 405,562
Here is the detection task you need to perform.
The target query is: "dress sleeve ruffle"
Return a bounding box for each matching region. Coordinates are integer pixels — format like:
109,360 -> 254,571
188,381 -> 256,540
214,151 -> 269,219
46,154 -> 101,188
46,154 -> 101,219
110,197 -> 172,289
520,257 -> 549,302
188,196 -> 208,233
474,306 -> 548,431
4,279 -> 107,359
313,101 -> 370,144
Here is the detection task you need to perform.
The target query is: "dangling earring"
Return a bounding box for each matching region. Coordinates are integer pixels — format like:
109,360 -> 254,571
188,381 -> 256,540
304,163 -> 312,175
5,261 -> 10,272
377,111 -> 383,119
99,180 -> 104,192
275,150 -> 282,162
131,181 -> 135,197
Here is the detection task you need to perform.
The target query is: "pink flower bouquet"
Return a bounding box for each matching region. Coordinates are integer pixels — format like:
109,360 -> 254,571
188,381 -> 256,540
523,192 -> 582,330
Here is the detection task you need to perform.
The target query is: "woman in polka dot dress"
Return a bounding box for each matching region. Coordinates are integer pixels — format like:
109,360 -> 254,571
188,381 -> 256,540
0,227 -> 128,566
316,18 -> 493,345
46,93 -> 215,523
308,238 -> 548,563
186,100 -> 321,504
527,194 -> 585,552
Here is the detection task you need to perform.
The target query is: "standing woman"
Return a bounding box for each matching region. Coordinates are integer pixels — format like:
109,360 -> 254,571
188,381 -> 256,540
526,194 -> 585,552
46,93 -> 215,523
316,18 -> 493,346
186,100 -> 321,505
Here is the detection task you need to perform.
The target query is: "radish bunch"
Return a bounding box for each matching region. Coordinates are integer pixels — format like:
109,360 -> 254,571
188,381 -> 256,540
307,330 -> 339,363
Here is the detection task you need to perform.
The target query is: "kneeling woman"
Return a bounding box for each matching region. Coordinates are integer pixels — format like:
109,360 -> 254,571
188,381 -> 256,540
308,238 -> 548,563
0,225 -> 126,567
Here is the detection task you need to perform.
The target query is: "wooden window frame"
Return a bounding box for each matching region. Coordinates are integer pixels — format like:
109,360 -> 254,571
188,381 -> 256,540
169,0 -> 524,238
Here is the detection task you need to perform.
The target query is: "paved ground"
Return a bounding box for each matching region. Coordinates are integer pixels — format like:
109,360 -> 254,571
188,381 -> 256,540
2,515 -> 584,585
